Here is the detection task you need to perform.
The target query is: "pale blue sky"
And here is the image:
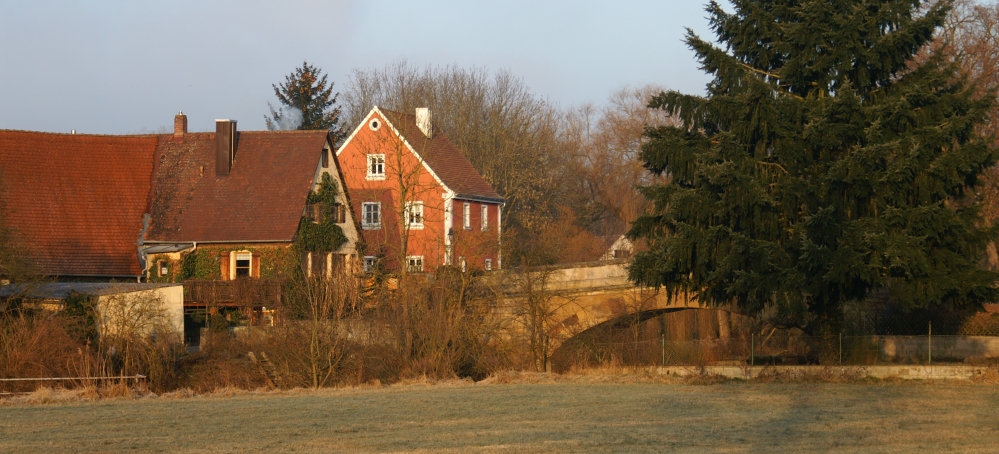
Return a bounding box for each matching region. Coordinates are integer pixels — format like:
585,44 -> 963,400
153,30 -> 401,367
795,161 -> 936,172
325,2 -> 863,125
0,1 -> 723,134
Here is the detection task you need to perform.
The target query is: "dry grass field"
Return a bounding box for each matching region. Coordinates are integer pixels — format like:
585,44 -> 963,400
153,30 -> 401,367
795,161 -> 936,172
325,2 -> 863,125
2,375 -> 999,453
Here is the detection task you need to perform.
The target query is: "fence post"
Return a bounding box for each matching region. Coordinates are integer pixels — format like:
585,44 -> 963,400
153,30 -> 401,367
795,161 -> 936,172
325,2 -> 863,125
839,332 -> 843,366
928,321 -> 932,366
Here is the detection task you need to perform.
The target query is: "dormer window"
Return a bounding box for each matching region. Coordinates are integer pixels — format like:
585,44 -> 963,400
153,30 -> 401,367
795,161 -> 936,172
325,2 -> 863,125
367,154 -> 385,180
157,260 -> 169,277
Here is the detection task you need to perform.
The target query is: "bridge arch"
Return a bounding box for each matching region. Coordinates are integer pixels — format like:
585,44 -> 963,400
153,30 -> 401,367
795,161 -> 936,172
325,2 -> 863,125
491,260 -> 746,356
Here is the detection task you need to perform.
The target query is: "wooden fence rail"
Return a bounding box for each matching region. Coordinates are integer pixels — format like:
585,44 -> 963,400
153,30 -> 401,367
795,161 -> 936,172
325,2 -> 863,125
0,375 -> 147,395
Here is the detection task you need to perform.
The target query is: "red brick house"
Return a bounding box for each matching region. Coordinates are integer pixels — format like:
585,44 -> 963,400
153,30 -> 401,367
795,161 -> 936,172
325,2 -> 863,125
336,107 -> 504,273
0,130 -> 158,280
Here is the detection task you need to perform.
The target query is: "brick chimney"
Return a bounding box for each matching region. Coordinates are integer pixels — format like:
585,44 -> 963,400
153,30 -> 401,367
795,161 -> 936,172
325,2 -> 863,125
174,112 -> 187,138
215,119 -> 237,176
416,107 -> 432,138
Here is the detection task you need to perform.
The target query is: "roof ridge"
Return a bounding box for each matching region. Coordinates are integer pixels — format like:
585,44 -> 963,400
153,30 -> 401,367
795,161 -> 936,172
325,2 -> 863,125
0,129 -> 163,138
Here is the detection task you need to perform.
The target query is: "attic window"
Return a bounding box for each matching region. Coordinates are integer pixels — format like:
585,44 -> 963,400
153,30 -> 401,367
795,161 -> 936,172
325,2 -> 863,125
307,203 -> 326,223
369,119 -> 381,131
321,149 -> 329,168
157,260 -> 169,277
331,203 -> 346,224
367,154 -> 385,180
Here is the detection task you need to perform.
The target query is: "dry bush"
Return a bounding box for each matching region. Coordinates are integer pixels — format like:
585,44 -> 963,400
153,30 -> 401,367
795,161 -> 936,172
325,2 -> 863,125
364,268 -> 510,381
0,314 -> 96,393
180,336 -> 266,393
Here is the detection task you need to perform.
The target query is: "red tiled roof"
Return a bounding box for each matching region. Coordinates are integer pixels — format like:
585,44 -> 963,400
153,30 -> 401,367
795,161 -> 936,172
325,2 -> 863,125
380,109 -> 504,203
0,130 -> 157,276
146,130 -> 328,243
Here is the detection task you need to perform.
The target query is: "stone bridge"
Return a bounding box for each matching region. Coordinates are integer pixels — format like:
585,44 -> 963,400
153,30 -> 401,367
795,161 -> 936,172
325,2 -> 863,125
489,259 -> 742,344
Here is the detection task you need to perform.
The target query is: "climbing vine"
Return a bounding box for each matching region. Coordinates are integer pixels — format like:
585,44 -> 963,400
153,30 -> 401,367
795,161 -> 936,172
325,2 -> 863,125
296,173 -> 348,253
153,173 -> 347,282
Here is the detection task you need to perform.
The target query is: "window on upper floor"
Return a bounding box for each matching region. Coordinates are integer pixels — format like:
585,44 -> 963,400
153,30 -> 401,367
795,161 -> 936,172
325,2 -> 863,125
485,258 -> 492,271
235,252 -> 252,278
481,205 -> 489,231
157,260 -> 169,277
405,201 -> 424,229
321,149 -> 329,168
362,202 -> 381,230
367,154 -> 385,180
331,203 -> 346,224
463,202 -> 471,230
307,203 -> 326,224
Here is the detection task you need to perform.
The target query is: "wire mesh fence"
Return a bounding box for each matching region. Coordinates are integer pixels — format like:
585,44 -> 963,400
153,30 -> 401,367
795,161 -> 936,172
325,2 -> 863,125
551,303 -> 999,371
555,332 -> 999,370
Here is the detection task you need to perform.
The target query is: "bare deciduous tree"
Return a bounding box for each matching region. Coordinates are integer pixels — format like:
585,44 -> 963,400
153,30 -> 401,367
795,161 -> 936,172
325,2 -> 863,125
343,61 -> 579,234
271,268 -> 359,389
567,85 -> 678,236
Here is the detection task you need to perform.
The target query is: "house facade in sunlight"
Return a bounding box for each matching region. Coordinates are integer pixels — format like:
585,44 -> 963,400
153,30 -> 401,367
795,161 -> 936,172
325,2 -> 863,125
336,107 -> 505,274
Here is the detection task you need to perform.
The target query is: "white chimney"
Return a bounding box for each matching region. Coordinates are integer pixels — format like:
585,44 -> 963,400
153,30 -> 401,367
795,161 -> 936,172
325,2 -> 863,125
415,107 -> 432,138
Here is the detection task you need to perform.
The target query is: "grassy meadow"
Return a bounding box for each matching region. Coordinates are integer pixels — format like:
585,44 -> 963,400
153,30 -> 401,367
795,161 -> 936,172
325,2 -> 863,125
2,376 -> 999,452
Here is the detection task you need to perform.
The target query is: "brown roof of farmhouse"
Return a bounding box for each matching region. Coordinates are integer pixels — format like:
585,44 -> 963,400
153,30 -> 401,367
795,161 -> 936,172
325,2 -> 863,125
380,109 -> 504,203
0,130 -> 157,277
146,130 -> 329,243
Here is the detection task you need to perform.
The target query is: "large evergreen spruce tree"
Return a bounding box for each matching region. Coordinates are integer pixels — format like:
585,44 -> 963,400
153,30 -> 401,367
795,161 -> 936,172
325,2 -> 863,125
266,61 -> 346,143
630,0 -> 999,327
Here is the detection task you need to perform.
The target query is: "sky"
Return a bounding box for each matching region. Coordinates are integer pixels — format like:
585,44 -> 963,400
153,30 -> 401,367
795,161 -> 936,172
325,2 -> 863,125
0,1 -> 725,134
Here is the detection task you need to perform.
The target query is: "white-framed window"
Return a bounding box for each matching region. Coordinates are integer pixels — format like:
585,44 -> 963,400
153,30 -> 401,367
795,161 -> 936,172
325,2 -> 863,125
366,154 -> 385,180
406,256 -> 424,273
405,201 -> 424,229
485,258 -> 492,271
369,119 -> 381,131
481,205 -> 489,231
157,260 -> 169,277
362,202 -> 381,229
459,256 -> 466,273
463,202 -> 471,230
234,251 -> 252,278
363,256 -> 378,273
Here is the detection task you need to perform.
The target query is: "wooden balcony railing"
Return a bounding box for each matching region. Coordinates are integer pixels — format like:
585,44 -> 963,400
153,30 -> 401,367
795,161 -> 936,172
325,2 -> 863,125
183,279 -> 286,307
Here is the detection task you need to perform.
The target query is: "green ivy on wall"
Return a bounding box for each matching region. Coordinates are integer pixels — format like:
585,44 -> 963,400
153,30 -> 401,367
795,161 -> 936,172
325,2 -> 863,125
155,173 -> 348,282
181,249 -> 221,280
296,173 -> 348,254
